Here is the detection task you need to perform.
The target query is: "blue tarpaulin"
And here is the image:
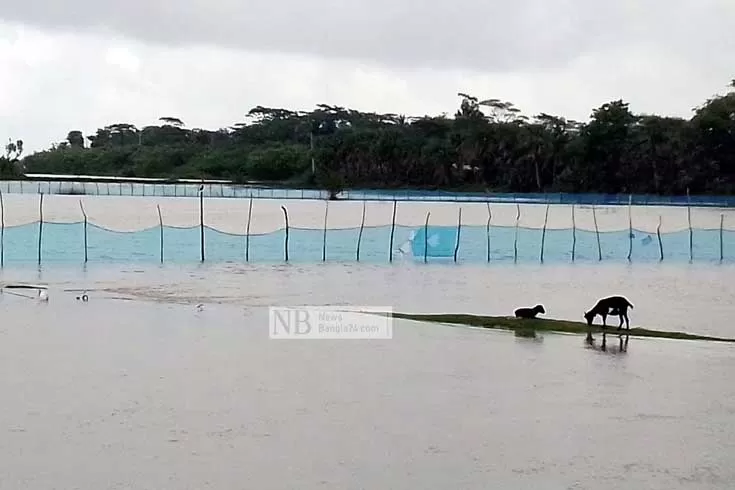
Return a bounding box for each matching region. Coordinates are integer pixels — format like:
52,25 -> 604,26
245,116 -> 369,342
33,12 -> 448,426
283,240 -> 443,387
410,226 -> 457,258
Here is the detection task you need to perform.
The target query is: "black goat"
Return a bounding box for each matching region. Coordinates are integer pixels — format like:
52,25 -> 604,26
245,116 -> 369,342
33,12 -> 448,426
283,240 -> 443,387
514,304 -> 546,319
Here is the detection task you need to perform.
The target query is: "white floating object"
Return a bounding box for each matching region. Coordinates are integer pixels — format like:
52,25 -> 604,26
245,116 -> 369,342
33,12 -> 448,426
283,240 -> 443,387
195,303 -> 204,312
38,290 -> 49,302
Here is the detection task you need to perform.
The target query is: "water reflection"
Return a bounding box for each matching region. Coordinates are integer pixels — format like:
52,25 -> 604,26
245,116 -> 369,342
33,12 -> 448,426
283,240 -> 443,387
586,332 -> 631,353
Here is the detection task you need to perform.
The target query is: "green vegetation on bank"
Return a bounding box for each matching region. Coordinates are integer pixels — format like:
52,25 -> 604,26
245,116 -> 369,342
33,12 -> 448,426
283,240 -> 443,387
3,80 -> 735,195
384,312 -> 735,343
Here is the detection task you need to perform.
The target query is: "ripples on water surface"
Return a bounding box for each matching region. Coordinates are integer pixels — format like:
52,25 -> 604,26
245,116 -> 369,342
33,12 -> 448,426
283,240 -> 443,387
0,262 -> 734,489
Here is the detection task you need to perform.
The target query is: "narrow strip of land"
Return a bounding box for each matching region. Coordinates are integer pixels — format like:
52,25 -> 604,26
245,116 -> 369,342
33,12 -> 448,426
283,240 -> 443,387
374,312 -> 735,343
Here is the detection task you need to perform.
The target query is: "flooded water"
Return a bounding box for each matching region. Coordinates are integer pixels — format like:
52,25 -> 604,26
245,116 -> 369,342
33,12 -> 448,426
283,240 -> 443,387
0,262 -> 734,488
2,261 -> 733,336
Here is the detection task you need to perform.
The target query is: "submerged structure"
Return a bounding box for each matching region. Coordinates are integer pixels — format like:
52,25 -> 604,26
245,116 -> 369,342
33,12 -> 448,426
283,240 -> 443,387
403,226 -> 458,259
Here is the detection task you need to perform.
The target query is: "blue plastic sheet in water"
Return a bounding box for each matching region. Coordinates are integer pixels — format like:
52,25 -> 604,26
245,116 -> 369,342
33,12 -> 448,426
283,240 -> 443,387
410,226 -> 458,259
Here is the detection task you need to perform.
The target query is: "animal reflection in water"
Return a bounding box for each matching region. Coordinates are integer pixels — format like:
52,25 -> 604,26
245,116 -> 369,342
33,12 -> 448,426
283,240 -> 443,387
586,332 -> 630,353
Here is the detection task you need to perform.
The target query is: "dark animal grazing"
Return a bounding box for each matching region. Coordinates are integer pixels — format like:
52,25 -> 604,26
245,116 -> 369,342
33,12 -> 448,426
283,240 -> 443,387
514,304 -> 546,319
584,296 -> 634,342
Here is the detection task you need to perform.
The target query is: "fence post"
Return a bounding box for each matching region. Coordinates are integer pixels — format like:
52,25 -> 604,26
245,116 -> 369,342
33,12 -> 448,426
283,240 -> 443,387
513,203 -> 520,263
657,215 -> 664,261
198,185 -> 205,262
37,193 -> 44,265
322,200 -> 329,262
388,200 -> 397,262
157,204 -> 164,263
540,202 -> 550,263
486,202 -> 492,262
592,205 -> 602,261
720,213 -> 724,262
245,197 -> 253,262
627,194 -> 633,261
686,188 -> 693,262
0,188 -> 4,267
571,204 -> 576,262
356,201 -> 366,261
453,207 -> 462,263
423,212 -> 430,263
79,200 -> 88,263
281,206 -> 289,262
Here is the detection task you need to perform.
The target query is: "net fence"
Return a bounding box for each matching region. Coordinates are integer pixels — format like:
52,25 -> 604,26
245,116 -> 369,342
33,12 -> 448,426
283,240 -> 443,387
0,192 -> 732,264
4,179 -> 735,206
1,193 -> 731,234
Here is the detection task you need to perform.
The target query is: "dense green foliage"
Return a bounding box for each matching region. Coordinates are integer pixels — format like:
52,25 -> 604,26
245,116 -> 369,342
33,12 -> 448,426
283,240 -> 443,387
10,80 -> 735,194
0,139 -> 24,179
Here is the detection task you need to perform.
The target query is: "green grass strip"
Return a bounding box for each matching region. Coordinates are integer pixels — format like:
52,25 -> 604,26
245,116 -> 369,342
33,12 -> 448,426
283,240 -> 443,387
370,312 -> 735,343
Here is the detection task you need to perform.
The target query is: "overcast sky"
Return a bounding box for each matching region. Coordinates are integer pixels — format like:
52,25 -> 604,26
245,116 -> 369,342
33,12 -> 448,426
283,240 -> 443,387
0,0 -> 733,153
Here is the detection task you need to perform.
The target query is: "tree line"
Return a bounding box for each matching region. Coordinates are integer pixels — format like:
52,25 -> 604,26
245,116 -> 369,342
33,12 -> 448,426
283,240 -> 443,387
3,80 -> 735,195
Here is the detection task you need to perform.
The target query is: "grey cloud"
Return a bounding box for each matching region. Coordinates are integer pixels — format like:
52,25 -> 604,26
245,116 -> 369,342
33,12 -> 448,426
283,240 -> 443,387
3,0 -> 733,73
